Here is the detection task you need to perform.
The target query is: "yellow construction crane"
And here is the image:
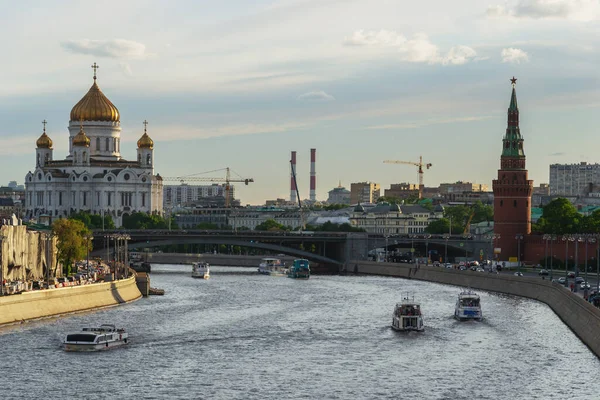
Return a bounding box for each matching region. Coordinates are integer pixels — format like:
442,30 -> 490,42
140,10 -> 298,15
383,156 -> 432,187
161,167 -> 254,207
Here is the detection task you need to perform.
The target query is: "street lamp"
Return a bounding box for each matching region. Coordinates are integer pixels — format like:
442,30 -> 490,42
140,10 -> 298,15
515,234 -> 524,272
463,234 -> 472,264
543,234 -> 551,271
384,234 -> 389,262
443,234 -> 450,264
83,234 -> 93,272
0,234 -> 6,296
550,235 -> 556,281
408,234 -> 417,265
563,235 -> 574,288
585,236 -> 595,298
424,234 -> 431,265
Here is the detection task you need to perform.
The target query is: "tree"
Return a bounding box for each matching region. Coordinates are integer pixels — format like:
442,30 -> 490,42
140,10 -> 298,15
52,219 -> 92,275
195,222 -> 219,230
425,219 -> 450,234
533,198 -> 580,234
580,209 -> 600,234
255,219 -> 287,231
122,212 -> 171,229
70,211 -> 115,230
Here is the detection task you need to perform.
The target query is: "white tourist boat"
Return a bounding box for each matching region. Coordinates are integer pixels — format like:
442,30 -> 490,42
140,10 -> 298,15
391,296 -> 424,332
192,262 -> 210,279
258,257 -> 288,276
454,290 -> 482,321
63,324 -> 128,351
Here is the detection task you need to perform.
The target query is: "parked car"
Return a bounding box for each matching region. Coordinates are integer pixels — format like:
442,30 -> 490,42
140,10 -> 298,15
568,272 -> 576,278
556,277 -> 567,285
444,263 -> 453,269
575,277 -> 585,284
580,282 -> 591,290
538,269 -> 549,276
514,272 -> 523,277
476,268 -> 485,272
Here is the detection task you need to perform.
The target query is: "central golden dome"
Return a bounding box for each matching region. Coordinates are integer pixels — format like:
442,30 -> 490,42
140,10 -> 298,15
70,78 -> 120,122
73,125 -> 90,147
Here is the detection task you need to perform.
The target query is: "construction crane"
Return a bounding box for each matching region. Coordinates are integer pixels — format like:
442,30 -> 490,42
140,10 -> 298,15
383,156 -> 432,187
161,167 -> 254,207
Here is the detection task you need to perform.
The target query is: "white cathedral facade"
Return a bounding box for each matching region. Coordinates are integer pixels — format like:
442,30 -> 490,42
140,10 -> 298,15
25,65 -> 163,227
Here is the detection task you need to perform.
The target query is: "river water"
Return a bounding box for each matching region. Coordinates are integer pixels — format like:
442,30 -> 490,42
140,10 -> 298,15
1,265 -> 599,399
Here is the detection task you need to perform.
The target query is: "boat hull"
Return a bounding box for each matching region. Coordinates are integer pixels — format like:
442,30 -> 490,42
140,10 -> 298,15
454,308 -> 482,321
63,340 -> 128,352
191,273 -> 210,279
391,316 -> 424,332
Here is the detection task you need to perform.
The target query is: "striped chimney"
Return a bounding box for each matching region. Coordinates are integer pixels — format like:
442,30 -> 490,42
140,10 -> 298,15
290,151 -> 297,203
310,148 -> 316,201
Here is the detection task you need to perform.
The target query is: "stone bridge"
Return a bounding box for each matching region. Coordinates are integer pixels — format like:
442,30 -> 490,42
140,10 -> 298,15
90,230 -> 493,268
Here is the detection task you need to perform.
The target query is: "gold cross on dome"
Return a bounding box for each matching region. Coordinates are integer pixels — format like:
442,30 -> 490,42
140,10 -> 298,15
91,62 -> 99,79
510,76 -> 517,87
42,119 -> 47,133
143,120 -> 148,133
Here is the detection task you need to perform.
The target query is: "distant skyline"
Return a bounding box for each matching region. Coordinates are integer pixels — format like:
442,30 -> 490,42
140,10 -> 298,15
2,0 -> 600,204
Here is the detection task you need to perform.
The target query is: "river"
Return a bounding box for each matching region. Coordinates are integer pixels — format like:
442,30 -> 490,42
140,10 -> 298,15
1,265 -> 599,399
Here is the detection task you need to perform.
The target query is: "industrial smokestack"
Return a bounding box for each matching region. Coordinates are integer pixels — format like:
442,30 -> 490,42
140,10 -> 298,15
310,148 -> 316,201
290,151 -> 297,203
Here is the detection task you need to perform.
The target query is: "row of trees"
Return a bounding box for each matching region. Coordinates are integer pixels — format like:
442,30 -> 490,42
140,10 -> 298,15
533,198 -> 600,234
425,201 -> 494,234
254,219 -> 364,232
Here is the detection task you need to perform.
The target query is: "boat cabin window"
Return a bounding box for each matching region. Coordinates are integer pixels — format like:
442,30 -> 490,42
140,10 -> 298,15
400,305 -> 421,315
460,298 -> 480,307
403,317 -> 419,328
66,334 -> 97,342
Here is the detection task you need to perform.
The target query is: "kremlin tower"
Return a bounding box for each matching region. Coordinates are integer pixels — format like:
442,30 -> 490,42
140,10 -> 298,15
492,77 -> 534,262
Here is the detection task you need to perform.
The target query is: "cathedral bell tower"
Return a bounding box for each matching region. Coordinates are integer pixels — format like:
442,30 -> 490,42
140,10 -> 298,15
137,120 -> 154,170
35,120 -> 53,167
492,77 -> 534,262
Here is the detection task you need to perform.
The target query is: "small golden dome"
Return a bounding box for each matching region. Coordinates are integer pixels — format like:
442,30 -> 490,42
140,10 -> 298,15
36,121 -> 53,149
137,120 -> 154,149
73,124 -> 90,147
70,78 -> 120,122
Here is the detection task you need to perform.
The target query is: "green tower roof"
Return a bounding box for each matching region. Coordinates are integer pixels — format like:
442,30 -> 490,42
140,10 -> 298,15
501,77 -> 525,158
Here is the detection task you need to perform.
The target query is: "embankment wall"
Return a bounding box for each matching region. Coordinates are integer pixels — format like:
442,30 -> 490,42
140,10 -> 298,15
351,261 -> 600,358
0,275 -> 142,326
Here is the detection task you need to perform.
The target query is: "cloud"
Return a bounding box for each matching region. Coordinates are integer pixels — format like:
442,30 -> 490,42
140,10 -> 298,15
297,90 -> 335,101
487,0 -> 600,21
119,62 -> 133,76
366,116 -> 493,130
501,48 -> 530,63
549,152 -> 566,156
344,30 -> 476,65
61,39 -> 149,59
344,30 -> 405,47
136,121 -> 311,143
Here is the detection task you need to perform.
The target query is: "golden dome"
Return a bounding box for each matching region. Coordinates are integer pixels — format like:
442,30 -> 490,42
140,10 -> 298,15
72,124 -> 90,147
70,78 -> 120,122
36,121 -> 53,148
137,120 -> 154,149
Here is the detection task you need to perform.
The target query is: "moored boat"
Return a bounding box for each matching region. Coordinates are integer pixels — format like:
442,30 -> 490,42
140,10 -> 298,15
258,257 -> 287,276
63,324 -> 128,351
391,296 -> 424,332
288,259 -> 310,279
192,262 -> 210,279
454,290 -> 482,321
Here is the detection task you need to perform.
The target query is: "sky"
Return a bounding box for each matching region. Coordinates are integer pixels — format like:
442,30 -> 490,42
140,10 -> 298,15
2,0 -> 600,204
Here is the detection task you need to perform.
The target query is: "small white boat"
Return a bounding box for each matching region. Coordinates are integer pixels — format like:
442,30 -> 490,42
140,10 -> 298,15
192,262 -> 210,279
391,296 -> 424,332
258,258 -> 288,276
454,290 -> 482,321
63,324 -> 128,351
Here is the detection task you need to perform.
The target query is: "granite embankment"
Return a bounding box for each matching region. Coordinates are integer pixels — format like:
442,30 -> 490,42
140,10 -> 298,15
0,275 -> 142,326
351,261 -> 600,358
